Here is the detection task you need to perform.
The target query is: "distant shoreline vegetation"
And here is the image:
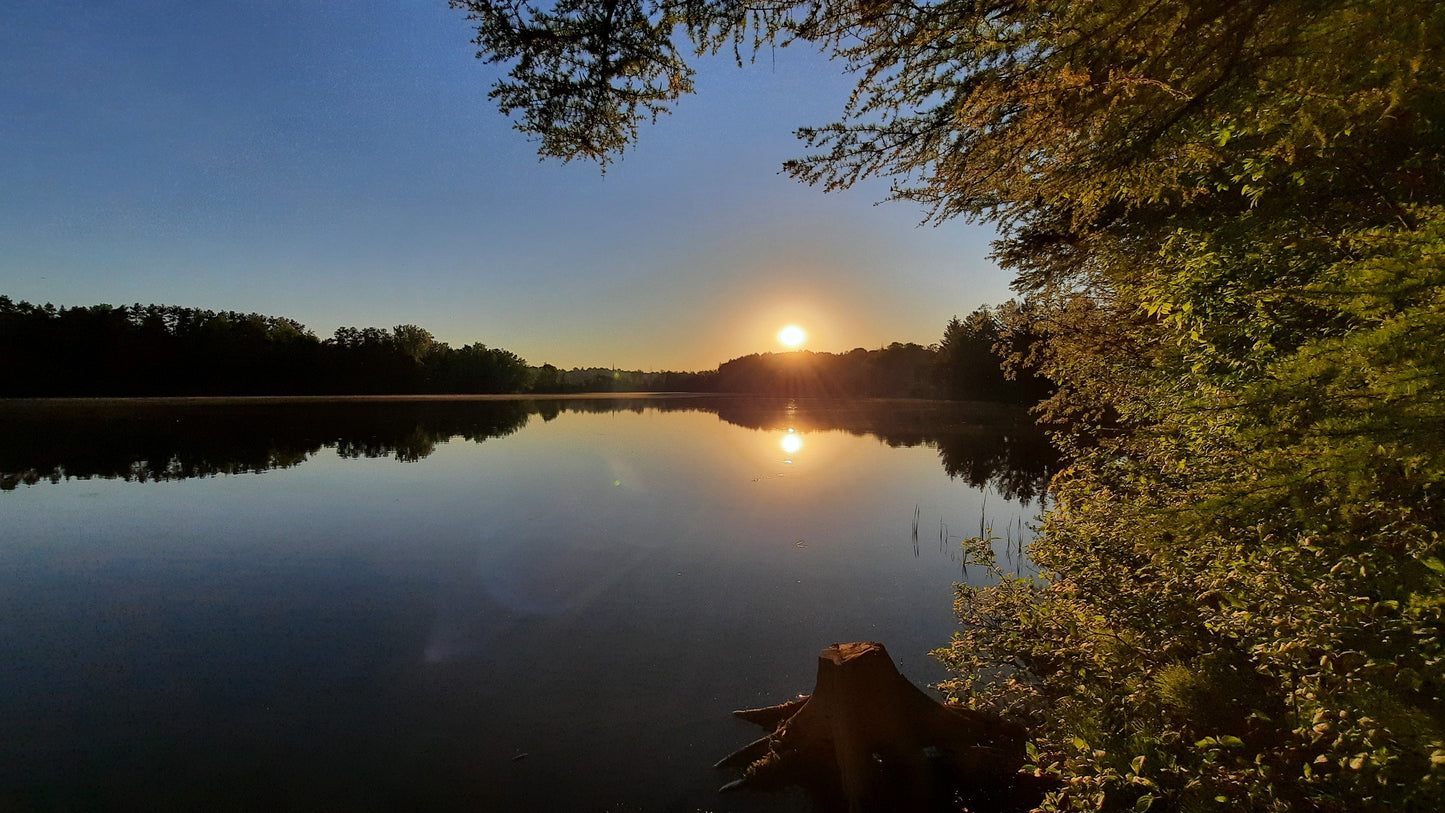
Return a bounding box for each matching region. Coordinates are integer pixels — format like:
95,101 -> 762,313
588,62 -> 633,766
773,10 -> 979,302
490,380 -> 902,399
0,296 -> 1050,403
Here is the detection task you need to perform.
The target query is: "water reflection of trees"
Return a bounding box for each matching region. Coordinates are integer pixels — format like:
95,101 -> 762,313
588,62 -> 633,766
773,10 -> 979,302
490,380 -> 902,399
0,397 -> 1055,500
0,399 -> 531,490
665,397 -> 1056,504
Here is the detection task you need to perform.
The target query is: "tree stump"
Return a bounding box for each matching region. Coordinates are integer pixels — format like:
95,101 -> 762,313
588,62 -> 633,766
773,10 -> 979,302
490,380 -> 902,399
716,642 -> 1028,812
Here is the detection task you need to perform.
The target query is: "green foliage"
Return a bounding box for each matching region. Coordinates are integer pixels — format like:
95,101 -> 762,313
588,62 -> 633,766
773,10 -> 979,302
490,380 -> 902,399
937,214 -> 1445,813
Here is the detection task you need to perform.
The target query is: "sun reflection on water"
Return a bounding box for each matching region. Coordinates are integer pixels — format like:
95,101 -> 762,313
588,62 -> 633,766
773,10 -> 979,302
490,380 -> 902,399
780,429 -> 803,455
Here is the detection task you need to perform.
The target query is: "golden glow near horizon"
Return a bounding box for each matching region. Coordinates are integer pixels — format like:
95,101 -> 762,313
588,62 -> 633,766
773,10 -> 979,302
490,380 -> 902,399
778,325 -> 806,347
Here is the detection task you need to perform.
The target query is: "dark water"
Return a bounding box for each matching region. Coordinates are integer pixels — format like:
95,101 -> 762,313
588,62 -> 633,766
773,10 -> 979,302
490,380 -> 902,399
0,395 -> 1053,812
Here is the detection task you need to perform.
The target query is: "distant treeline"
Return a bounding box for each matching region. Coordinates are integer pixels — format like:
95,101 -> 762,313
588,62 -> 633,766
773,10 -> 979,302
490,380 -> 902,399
703,305 -> 1053,403
0,297 -> 529,396
1,296 -> 1050,403
528,365 -> 710,393
535,304 -> 1054,403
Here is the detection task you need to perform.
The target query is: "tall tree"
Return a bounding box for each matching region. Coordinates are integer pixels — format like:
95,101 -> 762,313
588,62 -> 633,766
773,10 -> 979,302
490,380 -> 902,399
937,307 -> 1007,400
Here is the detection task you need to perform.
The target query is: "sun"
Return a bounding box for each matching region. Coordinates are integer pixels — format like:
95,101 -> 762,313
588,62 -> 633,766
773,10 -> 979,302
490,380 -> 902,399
778,325 -> 806,348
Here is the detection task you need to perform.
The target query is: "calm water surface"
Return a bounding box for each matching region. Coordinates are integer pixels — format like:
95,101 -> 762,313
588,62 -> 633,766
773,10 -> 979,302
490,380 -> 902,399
0,396 -> 1051,811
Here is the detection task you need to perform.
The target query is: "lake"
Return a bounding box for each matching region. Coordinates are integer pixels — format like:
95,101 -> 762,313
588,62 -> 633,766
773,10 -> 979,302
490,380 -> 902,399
0,395 -> 1052,812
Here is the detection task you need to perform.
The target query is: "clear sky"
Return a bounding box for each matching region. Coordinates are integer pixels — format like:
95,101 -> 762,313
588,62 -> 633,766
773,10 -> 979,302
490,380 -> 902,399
1,0 -> 1011,372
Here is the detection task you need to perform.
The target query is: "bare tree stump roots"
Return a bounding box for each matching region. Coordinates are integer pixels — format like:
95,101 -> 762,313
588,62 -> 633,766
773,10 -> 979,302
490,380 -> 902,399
716,642 -> 1031,812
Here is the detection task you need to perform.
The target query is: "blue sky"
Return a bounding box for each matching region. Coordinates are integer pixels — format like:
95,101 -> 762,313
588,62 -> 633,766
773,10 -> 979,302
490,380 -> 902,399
1,0 -> 1010,371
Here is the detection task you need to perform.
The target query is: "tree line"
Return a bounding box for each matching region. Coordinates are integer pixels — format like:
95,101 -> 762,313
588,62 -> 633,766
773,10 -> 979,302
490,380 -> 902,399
703,306 -> 1052,403
1,295 -> 1047,403
0,297 -> 529,396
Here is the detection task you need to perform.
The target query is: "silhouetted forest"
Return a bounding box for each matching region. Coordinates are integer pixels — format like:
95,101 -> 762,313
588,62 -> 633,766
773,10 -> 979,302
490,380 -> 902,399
0,396 -> 1055,503
703,305 -> 1053,403
537,305 -> 1053,402
1,296 -> 1048,403
527,364 -> 711,393
0,297 -> 530,396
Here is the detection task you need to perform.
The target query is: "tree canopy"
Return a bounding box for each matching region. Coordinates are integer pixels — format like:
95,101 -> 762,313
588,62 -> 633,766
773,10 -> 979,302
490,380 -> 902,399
453,1 -> 1445,809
